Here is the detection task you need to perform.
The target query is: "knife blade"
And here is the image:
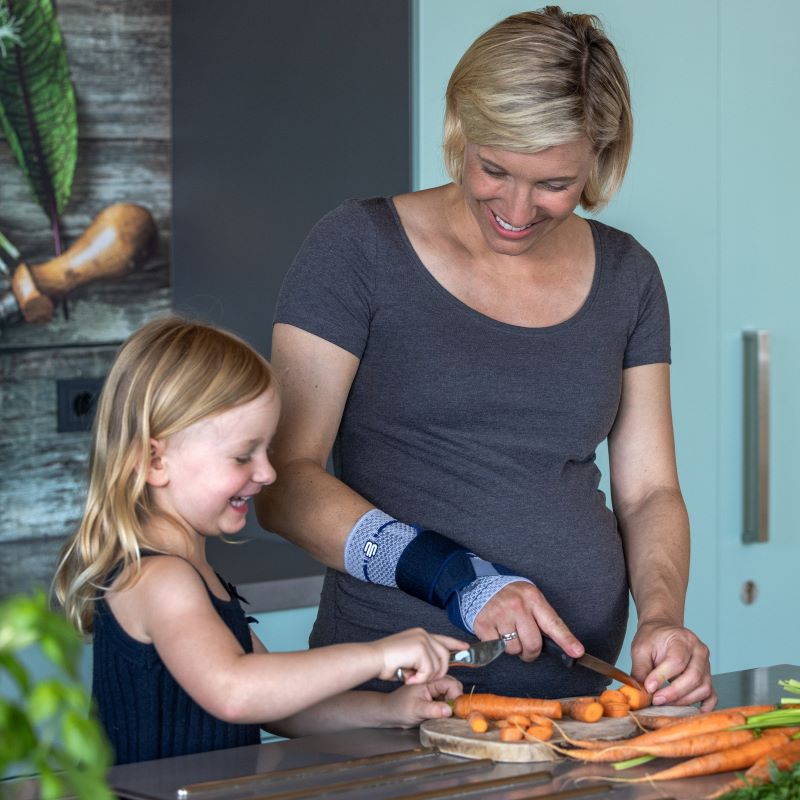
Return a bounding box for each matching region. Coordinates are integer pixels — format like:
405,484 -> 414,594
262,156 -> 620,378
448,637 -> 507,668
542,638 -> 643,690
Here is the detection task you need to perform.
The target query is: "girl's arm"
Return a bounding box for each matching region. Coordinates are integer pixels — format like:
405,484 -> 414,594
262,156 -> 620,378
121,557 -> 466,725
607,362 -> 716,711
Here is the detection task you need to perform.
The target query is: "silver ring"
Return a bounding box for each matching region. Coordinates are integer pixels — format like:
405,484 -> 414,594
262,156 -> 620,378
500,632 -> 518,643
395,667 -> 405,682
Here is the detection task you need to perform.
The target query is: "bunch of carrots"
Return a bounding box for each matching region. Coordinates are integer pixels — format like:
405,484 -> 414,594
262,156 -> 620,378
451,679 -> 800,793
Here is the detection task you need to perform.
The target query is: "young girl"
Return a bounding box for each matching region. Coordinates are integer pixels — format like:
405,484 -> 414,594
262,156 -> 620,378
53,316 -> 465,765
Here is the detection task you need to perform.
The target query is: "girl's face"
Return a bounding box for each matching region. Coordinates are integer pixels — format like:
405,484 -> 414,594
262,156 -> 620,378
149,388 -> 280,538
460,137 -> 596,257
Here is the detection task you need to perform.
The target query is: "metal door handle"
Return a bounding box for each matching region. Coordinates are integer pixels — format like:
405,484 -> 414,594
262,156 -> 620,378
742,330 -> 770,543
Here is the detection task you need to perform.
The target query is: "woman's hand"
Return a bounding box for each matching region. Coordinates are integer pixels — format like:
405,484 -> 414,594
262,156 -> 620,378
373,628 -> 468,684
630,620 -> 716,711
380,676 -> 464,728
472,580 -> 584,662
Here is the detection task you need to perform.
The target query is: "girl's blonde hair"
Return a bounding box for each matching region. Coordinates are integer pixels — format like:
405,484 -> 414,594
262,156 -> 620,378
443,6 -> 632,211
53,315 -> 276,634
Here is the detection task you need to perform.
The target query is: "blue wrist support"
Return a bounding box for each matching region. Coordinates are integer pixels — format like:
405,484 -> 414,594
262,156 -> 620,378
395,529 -> 517,631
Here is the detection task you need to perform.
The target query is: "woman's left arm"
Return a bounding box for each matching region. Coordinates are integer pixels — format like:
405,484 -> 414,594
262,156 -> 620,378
608,363 -> 717,711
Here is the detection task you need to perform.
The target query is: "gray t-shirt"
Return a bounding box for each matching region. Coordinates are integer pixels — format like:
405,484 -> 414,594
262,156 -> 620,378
275,197 -> 670,698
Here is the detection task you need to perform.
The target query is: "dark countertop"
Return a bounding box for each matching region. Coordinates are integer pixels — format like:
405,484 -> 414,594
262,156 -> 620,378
3,664 -> 796,799
101,663 -> 797,800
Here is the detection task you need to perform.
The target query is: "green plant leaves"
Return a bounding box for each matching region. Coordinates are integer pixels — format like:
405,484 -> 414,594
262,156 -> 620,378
0,0 -> 77,219
0,592 -> 111,795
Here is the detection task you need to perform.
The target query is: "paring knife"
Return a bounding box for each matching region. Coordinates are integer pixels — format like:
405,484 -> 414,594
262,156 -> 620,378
542,637 -> 644,690
448,637 -> 508,668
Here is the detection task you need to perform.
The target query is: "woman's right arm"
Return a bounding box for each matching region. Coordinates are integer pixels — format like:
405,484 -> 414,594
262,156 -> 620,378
255,322 -> 372,568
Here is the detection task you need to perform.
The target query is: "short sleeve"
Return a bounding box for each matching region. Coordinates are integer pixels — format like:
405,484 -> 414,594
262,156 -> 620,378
273,201 -> 377,358
623,249 -> 671,368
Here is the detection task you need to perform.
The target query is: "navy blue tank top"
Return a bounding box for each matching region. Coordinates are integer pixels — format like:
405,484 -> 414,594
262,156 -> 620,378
92,554 -> 261,764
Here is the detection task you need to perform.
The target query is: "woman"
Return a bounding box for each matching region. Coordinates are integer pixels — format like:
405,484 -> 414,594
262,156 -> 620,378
257,7 -> 716,709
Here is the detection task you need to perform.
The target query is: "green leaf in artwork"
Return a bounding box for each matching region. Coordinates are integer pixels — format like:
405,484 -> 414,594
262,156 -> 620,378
0,0 -> 78,219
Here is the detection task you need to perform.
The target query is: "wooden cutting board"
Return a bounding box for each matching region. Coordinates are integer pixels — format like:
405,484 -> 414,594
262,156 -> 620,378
420,704 -> 698,763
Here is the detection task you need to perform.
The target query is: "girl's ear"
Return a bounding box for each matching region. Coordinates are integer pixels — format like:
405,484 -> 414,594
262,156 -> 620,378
145,438 -> 169,487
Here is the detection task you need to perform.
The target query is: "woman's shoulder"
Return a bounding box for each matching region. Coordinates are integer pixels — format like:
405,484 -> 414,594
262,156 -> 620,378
589,218 -> 658,267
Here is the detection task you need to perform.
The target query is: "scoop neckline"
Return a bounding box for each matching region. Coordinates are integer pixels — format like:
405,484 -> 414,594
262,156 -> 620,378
385,196 -> 603,335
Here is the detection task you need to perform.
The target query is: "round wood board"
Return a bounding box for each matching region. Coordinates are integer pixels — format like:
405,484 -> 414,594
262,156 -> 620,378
420,704 -> 698,764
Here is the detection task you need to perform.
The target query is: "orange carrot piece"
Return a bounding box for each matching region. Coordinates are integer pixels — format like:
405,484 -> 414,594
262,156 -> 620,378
601,701 -> 630,718
467,711 -> 488,733
619,685 -> 652,710
499,726 -> 525,742
494,719 -> 510,729
505,714 -> 531,728
565,700 -> 604,723
525,724 -> 553,741
453,693 -> 562,720
599,689 -> 627,705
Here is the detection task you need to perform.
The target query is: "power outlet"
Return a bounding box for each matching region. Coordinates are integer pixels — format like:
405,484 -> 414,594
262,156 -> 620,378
56,378 -> 104,433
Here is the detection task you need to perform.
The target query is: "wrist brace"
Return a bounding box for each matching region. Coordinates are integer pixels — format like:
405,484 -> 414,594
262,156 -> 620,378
343,509 -> 532,634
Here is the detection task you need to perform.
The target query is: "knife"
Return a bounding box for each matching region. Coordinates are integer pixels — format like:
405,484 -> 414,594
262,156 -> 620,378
448,637 -> 507,668
542,637 -> 644,690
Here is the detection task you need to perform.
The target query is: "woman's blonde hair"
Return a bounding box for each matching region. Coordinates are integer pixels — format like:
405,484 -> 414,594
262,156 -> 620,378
443,6 -> 632,211
53,315 -> 276,634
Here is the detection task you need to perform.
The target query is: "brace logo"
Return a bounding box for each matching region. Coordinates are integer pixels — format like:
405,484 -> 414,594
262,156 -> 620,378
363,541 -> 378,558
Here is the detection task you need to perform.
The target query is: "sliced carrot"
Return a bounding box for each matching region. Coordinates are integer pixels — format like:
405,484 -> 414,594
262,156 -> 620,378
601,701 -> 630,718
467,711 -> 489,733
504,714 -> 531,728
453,693 -> 562,720
499,726 -> 525,742
524,724 -> 553,742
619,685 -> 652,710
565,700 -> 604,723
599,689 -> 627,705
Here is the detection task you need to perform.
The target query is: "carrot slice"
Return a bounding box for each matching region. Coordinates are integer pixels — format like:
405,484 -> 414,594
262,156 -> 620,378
601,701 -> 630,718
467,710 -> 488,733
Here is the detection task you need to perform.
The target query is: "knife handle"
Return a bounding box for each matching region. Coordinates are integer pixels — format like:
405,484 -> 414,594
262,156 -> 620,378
541,637 -> 576,667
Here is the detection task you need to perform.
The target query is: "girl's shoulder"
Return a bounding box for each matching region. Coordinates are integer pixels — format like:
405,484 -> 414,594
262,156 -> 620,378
104,554 -> 216,643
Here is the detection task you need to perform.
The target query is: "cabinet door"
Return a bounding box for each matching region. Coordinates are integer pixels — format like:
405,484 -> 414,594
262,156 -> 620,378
717,0 -> 800,670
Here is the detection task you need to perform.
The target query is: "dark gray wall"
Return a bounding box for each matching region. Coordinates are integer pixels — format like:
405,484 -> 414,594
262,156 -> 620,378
171,1 -> 411,586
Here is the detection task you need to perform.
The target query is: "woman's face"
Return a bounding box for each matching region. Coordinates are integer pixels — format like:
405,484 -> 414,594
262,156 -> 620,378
460,137 -> 596,257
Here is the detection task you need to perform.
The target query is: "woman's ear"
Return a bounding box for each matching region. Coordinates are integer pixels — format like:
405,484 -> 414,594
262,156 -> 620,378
145,438 -> 169,487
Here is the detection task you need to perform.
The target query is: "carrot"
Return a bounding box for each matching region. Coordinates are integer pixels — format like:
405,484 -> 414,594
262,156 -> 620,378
558,728 -> 759,763
499,726 -> 525,742
452,693 -> 562,720
619,685 -> 652,710
599,689 -> 627,705
601,702 -> 630,718
566,708 -> 752,750
504,714 -> 531,728
709,738 -> 800,796
564,699 -> 604,723
630,732 -> 790,782
525,724 -> 553,742
634,704 -> 776,732
467,711 -> 488,734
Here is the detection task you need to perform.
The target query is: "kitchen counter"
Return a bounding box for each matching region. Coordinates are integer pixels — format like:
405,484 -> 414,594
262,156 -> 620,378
4,663 -> 797,799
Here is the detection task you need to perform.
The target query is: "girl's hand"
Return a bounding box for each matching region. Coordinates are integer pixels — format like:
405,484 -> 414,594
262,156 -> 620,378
374,628 -> 468,684
382,676 -> 464,728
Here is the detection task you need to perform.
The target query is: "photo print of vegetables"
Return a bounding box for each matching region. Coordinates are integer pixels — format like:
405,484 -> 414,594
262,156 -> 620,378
0,0 -> 170,599
0,0 -> 159,333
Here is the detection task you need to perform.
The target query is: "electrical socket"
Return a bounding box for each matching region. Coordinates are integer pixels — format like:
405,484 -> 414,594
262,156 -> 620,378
56,378 -> 104,433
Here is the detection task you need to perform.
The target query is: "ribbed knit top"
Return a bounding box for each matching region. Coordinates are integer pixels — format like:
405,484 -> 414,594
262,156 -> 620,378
92,554 -> 261,764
